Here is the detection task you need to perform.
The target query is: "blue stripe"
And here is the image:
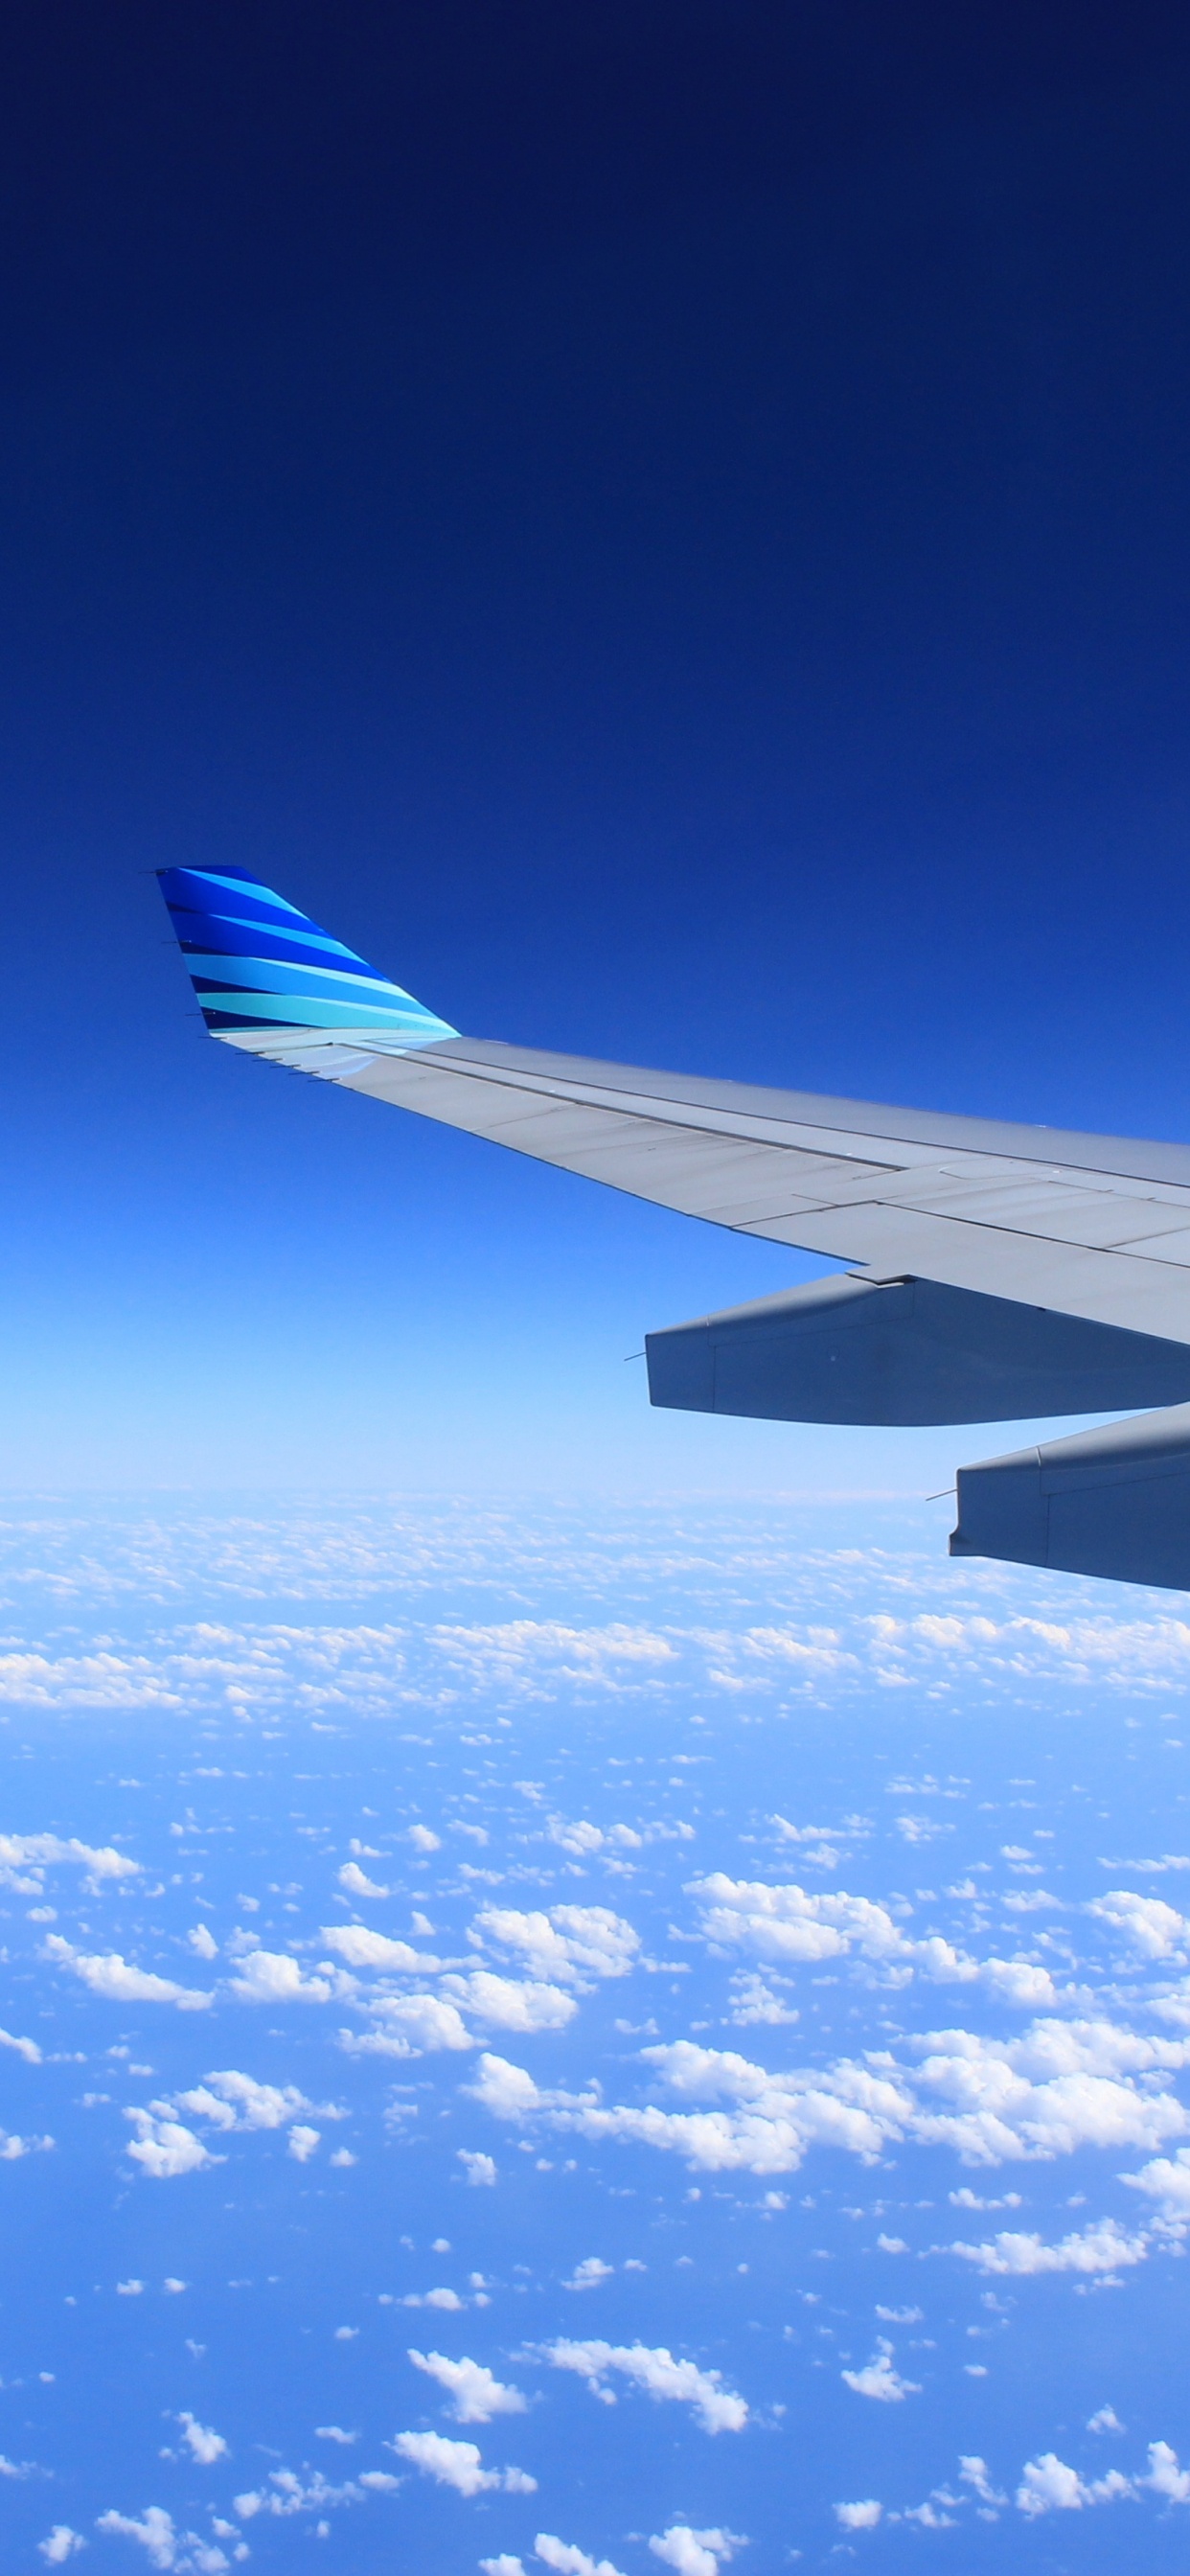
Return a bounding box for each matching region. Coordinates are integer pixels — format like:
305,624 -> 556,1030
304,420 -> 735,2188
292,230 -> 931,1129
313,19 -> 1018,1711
181,913 -> 371,966
161,866 -> 309,918
179,929 -> 379,974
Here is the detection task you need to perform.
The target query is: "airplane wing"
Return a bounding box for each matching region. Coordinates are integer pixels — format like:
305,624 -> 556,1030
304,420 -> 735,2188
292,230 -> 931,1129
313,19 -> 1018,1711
157,863 -> 1190,1590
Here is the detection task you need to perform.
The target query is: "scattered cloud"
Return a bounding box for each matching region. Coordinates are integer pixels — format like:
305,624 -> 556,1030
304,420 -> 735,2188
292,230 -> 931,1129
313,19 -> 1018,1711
471,1906 -> 640,1987
227,1950 -> 332,2005
727,1974 -> 798,2028
44,1940 -> 210,2012
950,2219 -> 1149,2277
320,1924 -> 430,1971
442,1971 -> 578,2035
0,1833 -> 139,1885
176,2416 -> 227,2467
563,2258 -> 613,2292
174,2070 -> 315,2132
958,2457 -> 1005,2506
1016,2453 -> 1134,2516
841,2343 -> 921,2404
233,2467 -> 371,2521
125,2114 -> 216,2181
457,2150 -> 496,2186
541,2339 -> 746,2433
648,2529 -> 744,2574
407,2351 -> 526,2423
1122,2147 -> 1190,2223
94,2506 -> 226,2570
1143,2442 -> 1190,2503
534,2540 -> 627,2576
0,2025 -> 42,2064
391,2431 -> 536,2496
347,1994 -> 473,2056
1089,1892 -> 1188,1959
337,1861 -> 389,1898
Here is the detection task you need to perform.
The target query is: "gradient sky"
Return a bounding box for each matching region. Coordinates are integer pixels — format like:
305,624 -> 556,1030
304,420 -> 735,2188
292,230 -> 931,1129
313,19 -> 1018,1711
6,4 -> 1190,1488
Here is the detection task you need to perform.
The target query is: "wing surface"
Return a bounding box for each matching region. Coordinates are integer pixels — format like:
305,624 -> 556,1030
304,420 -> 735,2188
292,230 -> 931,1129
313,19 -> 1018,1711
157,864 -> 1190,1349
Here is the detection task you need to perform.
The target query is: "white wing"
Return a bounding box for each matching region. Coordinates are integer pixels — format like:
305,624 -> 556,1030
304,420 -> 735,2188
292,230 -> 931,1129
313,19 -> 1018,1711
157,863 -> 1190,1589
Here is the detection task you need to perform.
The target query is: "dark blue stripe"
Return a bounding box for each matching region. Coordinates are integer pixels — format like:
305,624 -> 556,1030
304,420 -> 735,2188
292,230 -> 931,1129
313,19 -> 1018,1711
178,931 -> 372,974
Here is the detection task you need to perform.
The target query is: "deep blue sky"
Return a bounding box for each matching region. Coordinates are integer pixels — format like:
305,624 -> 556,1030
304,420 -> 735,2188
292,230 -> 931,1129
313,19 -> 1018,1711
6,2 -> 1190,1486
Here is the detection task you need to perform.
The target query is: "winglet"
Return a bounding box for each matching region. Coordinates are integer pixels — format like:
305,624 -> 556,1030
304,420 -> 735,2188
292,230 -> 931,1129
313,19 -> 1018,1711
156,864 -> 458,1051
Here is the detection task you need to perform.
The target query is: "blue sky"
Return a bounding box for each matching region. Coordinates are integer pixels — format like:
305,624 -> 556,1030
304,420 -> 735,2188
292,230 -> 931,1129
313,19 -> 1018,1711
5,5 -> 1190,1486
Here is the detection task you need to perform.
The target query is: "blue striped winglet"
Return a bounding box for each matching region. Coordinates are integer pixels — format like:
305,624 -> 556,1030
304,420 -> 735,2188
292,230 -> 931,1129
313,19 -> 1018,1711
157,865 -> 458,1047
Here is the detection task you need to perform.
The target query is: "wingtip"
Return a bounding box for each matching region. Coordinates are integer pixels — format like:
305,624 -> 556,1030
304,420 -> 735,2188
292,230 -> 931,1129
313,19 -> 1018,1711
156,863 -> 458,1051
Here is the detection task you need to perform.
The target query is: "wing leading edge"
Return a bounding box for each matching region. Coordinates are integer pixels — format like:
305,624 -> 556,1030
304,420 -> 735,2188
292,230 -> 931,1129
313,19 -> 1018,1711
157,864 -> 1190,1591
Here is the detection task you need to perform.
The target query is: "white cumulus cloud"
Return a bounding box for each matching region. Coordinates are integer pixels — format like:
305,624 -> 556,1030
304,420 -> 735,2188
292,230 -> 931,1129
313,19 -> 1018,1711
535,2540 -> 626,2576
1089,1890 -> 1188,1958
563,2258 -> 613,2292
408,2351 -> 526,2423
458,2150 -> 497,2186
349,1994 -> 473,2055
320,1924 -> 430,1971
472,1905 -> 639,1986
1122,2146 -> 1190,2222
337,1861 -> 389,1898
841,2343 -> 921,2404
648,2528 -> 744,2574
44,1939 -> 210,2012
175,2070 -> 315,2131
392,2431 -> 535,2496
228,1950 -> 332,2004
0,1831 -> 139,1888
177,2415 -> 227,2466
125,2114 -> 216,2181
950,2219 -> 1149,2277
1143,2442 -> 1190,2502
94,2506 -> 223,2570
443,1971 -> 577,2035
1016,2453 -> 1134,2516
542,2340 -> 746,2433
468,2008 -> 1190,2179
0,2026 -> 41,2064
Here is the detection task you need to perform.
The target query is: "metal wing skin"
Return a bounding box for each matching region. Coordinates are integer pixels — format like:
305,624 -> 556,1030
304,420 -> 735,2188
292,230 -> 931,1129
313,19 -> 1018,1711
157,864 -> 1190,1591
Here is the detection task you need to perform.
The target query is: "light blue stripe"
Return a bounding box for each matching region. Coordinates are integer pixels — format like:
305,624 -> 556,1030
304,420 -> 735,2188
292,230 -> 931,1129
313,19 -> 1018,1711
201,988 -> 457,1034
187,953 -> 417,1003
